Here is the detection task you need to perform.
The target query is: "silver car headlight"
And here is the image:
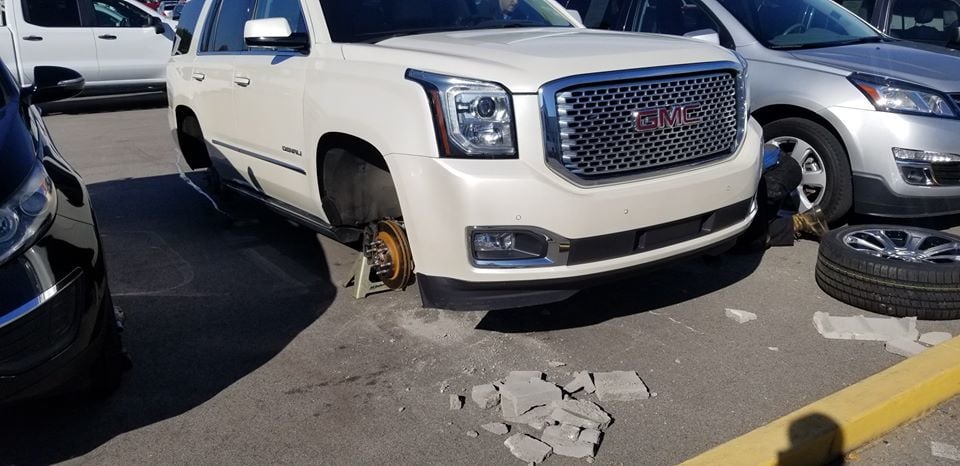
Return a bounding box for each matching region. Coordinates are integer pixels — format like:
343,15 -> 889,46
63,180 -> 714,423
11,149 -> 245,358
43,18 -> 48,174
406,69 -> 517,159
850,73 -> 957,119
0,162 -> 57,266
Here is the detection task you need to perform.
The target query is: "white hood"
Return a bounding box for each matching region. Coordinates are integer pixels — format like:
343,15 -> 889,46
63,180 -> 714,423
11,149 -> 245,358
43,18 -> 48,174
341,28 -> 739,93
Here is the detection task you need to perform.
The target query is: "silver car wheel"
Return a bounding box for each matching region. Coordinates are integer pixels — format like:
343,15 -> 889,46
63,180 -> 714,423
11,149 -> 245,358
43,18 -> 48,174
842,227 -> 960,264
769,136 -> 827,212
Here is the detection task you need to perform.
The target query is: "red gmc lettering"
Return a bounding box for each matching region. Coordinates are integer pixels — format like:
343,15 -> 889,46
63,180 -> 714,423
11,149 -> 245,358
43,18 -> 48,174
635,103 -> 702,132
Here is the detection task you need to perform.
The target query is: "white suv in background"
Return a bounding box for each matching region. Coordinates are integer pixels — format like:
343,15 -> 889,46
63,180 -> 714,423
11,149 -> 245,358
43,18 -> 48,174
168,0 -> 763,310
0,0 -> 174,93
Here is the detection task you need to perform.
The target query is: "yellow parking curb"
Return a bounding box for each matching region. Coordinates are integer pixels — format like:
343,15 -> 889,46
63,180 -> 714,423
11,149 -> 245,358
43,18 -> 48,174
681,335 -> 960,466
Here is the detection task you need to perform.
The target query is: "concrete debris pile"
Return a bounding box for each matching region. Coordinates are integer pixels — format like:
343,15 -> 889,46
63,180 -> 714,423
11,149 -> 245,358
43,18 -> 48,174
457,370 -> 651,464
812,312 -> 952,358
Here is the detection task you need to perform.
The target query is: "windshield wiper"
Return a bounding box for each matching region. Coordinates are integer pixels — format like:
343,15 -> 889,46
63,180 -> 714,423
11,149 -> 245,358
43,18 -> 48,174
360,27 -> 467,44
466,19 -> 550,29
769,36 -> 887,50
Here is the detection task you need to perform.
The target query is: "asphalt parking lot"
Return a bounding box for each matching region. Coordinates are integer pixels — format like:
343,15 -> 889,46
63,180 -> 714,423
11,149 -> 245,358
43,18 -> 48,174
2,98 -> 959,465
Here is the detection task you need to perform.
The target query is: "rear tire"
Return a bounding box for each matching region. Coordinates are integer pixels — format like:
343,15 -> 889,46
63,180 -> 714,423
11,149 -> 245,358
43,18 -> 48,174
89,292 -> 128,399
764,118 -> 852,223
815,225 -> 960,320
177,114 -> 211,169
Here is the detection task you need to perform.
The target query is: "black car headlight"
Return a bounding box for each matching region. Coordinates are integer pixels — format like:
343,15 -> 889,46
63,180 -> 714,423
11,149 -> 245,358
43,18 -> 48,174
850,73 -> 957,119
0,162 -> 57,266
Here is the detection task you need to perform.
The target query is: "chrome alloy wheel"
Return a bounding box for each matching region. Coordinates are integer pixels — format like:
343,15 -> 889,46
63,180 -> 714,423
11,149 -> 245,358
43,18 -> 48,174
769,136 -> 827,212
842,227 -> 960,264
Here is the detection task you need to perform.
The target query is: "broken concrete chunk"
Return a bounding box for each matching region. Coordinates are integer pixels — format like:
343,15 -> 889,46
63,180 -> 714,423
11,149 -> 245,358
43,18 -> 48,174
579,428 -> 601,445
919,332 -> 952,347
504,433 -> 552,464
500,379 -> 562,418
812,312 -> 919,342
725,308 -> 758,324
558,424 -> 581,440
481,422 -> 510,435
548,361 -> 566,368
505,371 -> 545,385
504,405 -> 556,431
466,430 -> 479,438
549,399 -> 612,431
885,338 -> 927,358
450,395 -> 464,410
472,383 -> 500,409
931,441 -> 960,461
540,425 -> 596,459
593,371 -> 650,402
562,371 -> 596,395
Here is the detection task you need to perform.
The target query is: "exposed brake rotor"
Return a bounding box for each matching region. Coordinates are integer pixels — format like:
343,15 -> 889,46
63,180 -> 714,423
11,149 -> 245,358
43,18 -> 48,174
366,220 -> 414,290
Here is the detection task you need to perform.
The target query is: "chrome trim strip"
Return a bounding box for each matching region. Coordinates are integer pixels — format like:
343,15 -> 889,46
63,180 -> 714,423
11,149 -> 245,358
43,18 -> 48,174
212,140 -> 306,175
0,269 -> 81,330
539,61 -> 744,188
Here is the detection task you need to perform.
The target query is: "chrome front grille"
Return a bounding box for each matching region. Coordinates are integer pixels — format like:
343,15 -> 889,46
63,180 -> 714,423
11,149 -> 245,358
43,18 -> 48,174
543,66 -> 742,184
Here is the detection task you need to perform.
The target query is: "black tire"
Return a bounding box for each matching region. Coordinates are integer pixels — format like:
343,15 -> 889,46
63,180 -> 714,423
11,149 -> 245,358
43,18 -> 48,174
815,225 -> 960,320
88,292 -> 128,399
764,118 -> 853,223
177,115 -> 211,169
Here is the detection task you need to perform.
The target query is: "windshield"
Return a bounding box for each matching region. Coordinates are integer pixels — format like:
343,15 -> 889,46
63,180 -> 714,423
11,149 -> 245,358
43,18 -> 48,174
318,0 -> 574,43
716,0 -> 882,49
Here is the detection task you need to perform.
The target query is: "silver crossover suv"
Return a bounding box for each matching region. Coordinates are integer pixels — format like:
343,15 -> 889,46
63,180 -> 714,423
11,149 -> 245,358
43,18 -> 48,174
564,0 -> 960,221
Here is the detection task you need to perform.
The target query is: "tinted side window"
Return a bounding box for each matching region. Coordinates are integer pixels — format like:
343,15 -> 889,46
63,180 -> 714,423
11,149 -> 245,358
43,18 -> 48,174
175,0 -> 208,54
252,0 -> 307,34
21,0 -> 82,27
889,0 -> 960,47
93,0 -> 152,27
204,0 -> 255,52
836,0 -> 877,22
627,0 -> 730,46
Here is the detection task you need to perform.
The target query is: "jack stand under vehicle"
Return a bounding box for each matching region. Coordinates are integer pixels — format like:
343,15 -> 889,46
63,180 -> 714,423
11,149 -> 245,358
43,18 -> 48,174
343,219 -> 414,300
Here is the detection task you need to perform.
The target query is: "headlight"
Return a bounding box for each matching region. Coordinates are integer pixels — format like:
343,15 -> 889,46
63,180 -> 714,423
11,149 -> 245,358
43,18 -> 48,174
406,69 -> 517,159
0,162 -> 57,266
850,73 -> 957,119
733,50 -> 751,148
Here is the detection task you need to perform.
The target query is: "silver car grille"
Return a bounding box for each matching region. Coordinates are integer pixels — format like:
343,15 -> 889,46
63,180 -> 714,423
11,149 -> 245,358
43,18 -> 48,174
544,68 -> 742,184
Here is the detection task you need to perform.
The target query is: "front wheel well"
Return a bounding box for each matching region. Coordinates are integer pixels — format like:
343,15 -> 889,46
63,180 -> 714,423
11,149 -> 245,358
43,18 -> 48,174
752,105 -> 848,155
316,133 -> 402,227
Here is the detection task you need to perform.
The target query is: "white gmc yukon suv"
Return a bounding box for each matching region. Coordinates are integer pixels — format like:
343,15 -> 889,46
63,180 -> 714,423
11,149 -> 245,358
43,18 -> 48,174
168,0 -> 763,310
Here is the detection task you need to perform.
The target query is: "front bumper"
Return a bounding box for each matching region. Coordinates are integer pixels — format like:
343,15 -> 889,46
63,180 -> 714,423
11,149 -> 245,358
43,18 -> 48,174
385,105 -> 763,309
0,213 -> 109,406
825,106 -> 960,216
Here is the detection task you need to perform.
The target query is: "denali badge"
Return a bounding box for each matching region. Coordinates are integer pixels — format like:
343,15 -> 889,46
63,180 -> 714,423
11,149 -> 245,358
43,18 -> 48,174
634,104 -> 702,132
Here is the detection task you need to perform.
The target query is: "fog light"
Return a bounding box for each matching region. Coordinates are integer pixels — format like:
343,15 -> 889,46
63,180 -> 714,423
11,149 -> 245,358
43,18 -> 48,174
471,230 -> 549,261
899,165 -> 935,186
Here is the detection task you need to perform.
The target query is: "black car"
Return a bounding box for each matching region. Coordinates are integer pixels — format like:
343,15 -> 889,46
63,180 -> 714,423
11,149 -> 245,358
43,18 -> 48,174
834,0 -> 960,51
0,63 -> 126,406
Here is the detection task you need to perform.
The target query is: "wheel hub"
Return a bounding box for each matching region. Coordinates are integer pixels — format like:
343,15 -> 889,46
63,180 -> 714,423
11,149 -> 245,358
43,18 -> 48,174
842,227 -> 960,264
365,220 -> 414,290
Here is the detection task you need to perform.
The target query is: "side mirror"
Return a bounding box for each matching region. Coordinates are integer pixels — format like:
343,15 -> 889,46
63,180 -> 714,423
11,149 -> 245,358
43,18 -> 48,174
244,18 -> 310,52
566,9 -> 584,25
150,16 -> 164,34
29,66 -> 85,104
683,28 -> 721,45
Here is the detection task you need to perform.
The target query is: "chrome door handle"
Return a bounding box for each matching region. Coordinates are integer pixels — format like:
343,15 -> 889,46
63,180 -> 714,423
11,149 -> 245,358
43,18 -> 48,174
97,34 -> 118,40
192,72 -> 205,82
233,77 -> 251,87
22,35 -> 43,41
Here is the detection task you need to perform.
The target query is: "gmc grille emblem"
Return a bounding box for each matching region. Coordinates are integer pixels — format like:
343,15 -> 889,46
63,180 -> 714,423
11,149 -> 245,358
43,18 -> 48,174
634,104 -> 702,132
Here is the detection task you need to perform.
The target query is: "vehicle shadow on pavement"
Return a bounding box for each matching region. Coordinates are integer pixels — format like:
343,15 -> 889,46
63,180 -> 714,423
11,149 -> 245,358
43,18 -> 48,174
476,251 -> 764,333
0,174 -> 336,465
